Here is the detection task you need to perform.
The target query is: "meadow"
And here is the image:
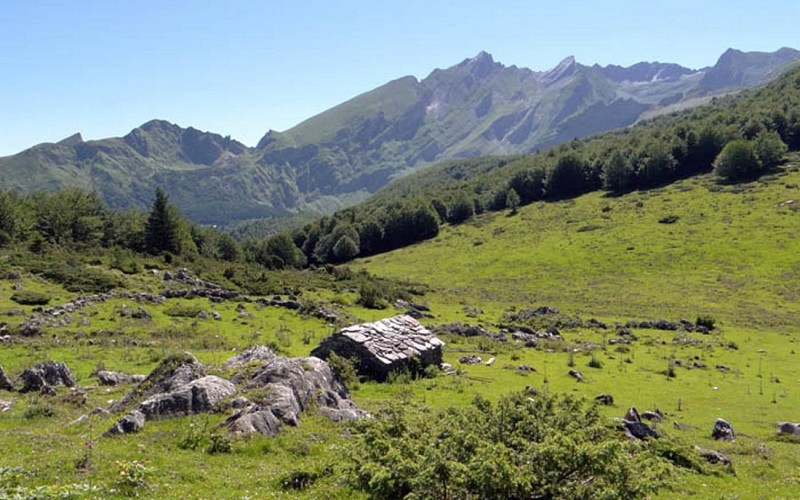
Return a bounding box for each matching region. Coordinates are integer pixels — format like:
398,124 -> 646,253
1,157 -> 800,497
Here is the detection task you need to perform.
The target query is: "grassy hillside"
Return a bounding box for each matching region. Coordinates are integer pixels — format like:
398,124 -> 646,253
1,159 -> 799,496
356,161 -> 800,329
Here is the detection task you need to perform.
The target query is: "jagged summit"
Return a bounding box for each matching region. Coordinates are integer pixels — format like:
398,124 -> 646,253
541,56 -> 577,85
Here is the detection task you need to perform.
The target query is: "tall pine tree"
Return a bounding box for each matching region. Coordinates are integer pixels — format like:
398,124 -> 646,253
145,187 -> 182,255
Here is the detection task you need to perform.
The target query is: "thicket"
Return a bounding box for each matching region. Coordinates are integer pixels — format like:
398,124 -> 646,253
347,390 -> 677,499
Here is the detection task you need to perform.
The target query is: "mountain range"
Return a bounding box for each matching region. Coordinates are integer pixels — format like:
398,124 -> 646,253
1,47 -> 797,226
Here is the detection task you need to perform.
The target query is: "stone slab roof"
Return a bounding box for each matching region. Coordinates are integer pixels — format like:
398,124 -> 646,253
336,314 -> 444,365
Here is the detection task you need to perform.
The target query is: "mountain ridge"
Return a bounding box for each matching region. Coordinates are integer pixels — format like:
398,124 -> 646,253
1,46 -> 797,226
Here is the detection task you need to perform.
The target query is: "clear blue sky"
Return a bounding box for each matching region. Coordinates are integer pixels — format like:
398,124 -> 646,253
1,0 -> 797,155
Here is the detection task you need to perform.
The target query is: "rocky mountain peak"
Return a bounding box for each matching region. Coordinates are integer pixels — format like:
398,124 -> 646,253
57,133 -> 83,147
541,56 -> 577,85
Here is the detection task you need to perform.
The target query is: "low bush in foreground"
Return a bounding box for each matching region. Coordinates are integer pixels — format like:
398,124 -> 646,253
347,390 -> 676,499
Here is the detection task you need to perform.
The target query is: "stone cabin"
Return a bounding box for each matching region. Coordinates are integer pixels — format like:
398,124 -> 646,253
311,314 -> 444,382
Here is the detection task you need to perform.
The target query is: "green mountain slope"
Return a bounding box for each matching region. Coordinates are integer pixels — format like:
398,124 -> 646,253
0,48 -> 796,227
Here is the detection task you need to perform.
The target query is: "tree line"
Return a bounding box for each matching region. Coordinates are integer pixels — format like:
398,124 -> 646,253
3,69 -> 799,271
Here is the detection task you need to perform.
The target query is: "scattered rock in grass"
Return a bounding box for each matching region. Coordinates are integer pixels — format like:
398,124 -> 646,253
517,365 -> 535,372
695,446 -> 732,466
212,311 -> 222,321
594,394 -> 614,405
440,363 -> 454,373
138,375 -> 236,419
641,410 -> 662,422
712,418 -> 736,441
568,369 -> 584,382
0,398 -> 12,411
624,407 -> 641,422
18,361 -> 75,393
0,366 -> 15,391
777,422 -> 800,435
585,318 -> 608,329
97,370 -> 146,386
619,419 -> 657,440
673,421 -> 695,431
6,271 -> 21,280
105,410 -> 146,436
511,330 -> 539,347
459,355 -> 482,365
196,310 -> 208,320
716,364 -> 731,373
110,353 -> 206,413
485,357 -> 495,366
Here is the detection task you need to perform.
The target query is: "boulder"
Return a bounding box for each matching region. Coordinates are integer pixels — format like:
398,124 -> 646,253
711,418 -> 735,441
18,361 -> 75,393
777,422 -> 800,435
568,369 -> 584,382
105,410 -> 146,436
459,355 -> 482,365
641,410 -> 662,422
594,394 -> 614,405
226,406 -> 283,437
110,353 -> 205,413
0,366 -> 15,391
138,375 -> 236,420
695,446 -> 732,465
619,418 -> 657,440
225,355 -> 366,436
624,407 -> 641,422
97,371 -> 146,386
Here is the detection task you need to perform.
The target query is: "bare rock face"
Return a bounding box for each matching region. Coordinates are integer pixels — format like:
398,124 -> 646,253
18,361 -> 75,393
110,353 -> 205,413
226,355 -> 367,437
224,345 -> 276,369
712,418 -> 736,441
97,371 -> 146,386
138,375 -> 236,420
105,410 -> 146,436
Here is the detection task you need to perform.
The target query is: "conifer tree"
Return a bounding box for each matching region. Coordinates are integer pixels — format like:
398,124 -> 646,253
145,187 -> 182,255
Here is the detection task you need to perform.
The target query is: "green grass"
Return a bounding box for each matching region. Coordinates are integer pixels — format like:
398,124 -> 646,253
3,162 -> 800,496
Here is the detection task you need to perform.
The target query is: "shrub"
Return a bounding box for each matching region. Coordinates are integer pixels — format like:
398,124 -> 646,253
714,140 -> 762,182
346,391 -> 675,498
327,351 -> 360,390
10,290 -> 51,306
696,315 -> 716,330
42,263 -> 122,293
115,460 -> 152,497
206,434 -> 233,454
356,281 -> 386,309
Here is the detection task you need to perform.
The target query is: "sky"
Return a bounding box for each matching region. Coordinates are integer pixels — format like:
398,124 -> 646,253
1,0 -> 798,156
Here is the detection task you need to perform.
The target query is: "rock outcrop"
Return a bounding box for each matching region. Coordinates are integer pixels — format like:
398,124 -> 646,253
138,376 -> 236,420
104,347 -> 366,438
97,371 -> 146,386
18,361 -> 75,393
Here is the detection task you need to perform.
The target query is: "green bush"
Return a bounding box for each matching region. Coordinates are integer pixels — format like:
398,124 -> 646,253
714,140 -> 762,182
42,263 -> 122,293
347,391 -> 675,499
10,290 -> 51,306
